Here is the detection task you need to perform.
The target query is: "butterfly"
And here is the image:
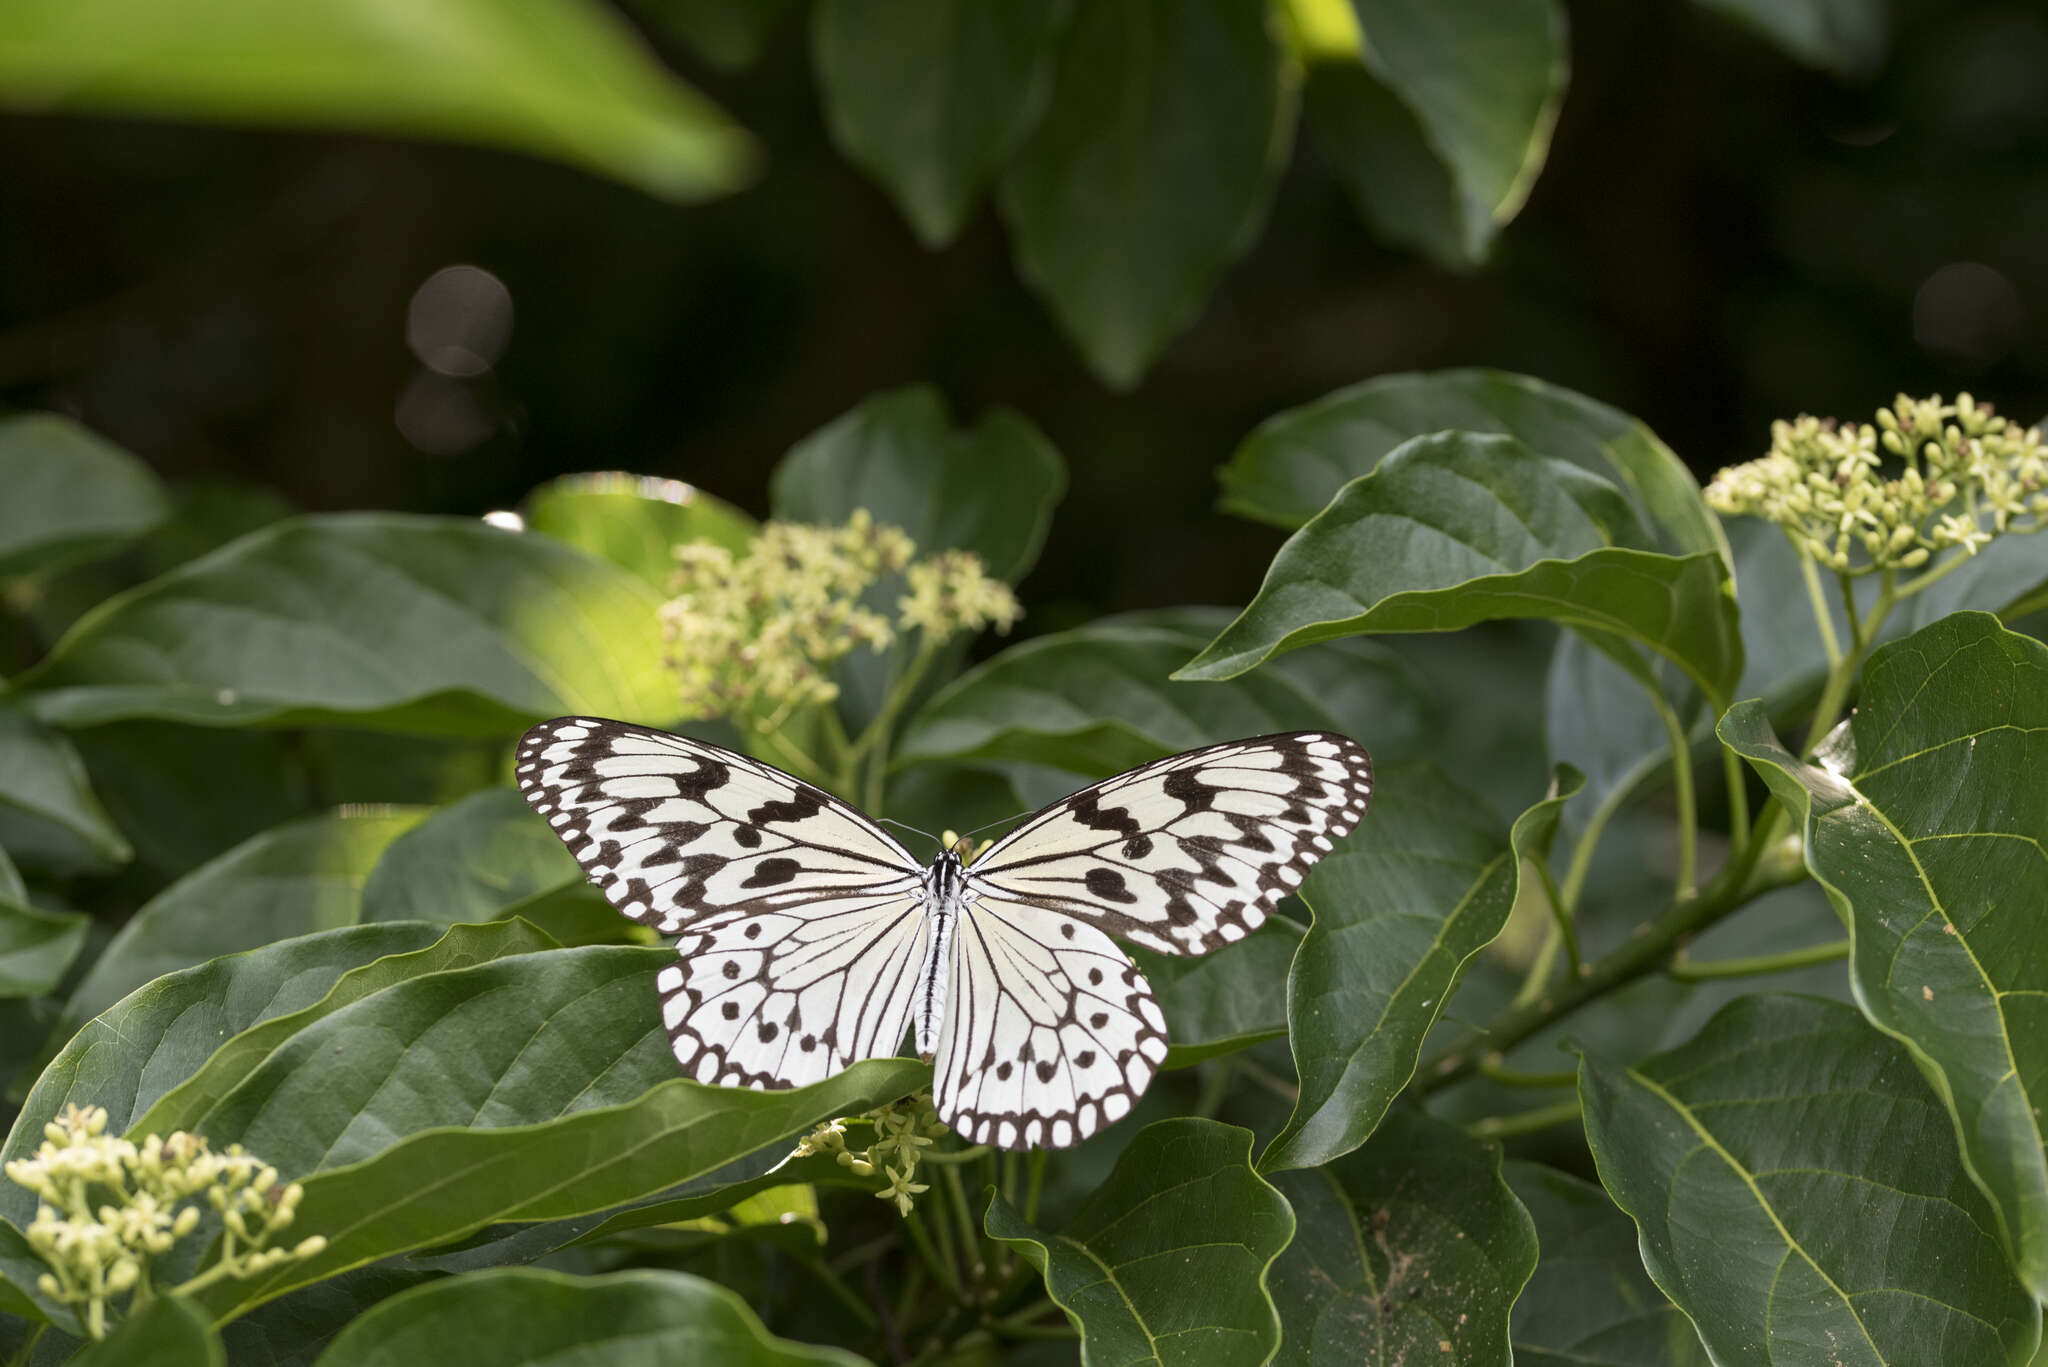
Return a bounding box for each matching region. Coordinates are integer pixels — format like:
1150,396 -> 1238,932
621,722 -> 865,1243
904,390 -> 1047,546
515,718 -> 1372,1150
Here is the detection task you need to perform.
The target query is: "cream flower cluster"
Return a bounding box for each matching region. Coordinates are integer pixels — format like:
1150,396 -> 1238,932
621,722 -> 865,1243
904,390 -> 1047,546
658,512 -> 1019,724
1706,393 -> 2048,573
790,1091 -> 949,1216
3,1104 -> 325,1339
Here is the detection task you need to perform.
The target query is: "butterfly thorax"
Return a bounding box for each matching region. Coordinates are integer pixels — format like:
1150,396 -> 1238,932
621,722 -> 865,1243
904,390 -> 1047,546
914,850 -> 976,1061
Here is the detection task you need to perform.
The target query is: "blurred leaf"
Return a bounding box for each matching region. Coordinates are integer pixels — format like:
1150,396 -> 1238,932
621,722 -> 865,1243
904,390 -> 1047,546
1263,763 -> 1577,1172
1268,1108 -> 1538,1366
1581,994 -> 2039,1364
0,701 -> 129,864
986,1118 -> 1291,1367
0,0 -> 754,203
813,0 -> 1069,247
1301,0 -> 1566,270
0,414 -> 167,580
996,0 -> 1294,388
0,898 -> 87,998
295,730 -> 502,810
1503,1160 -> 1707,1367
69,1292 -> 221,1367
57,809 -> 426,1036
359,788 -> 578,926
629,0 -> 795,72
1181,433 -> 1742,710
1721,610 -> 2048,1298
1216,369 -> 1725,560
1143,920 -> 1298,1067
521,471 -> 755,589
312,1267 -> 864,1366
18,514 -> 676,734
1693,0 -> 1889,79
0,848 -> 19,902
134,918 -> 556,1138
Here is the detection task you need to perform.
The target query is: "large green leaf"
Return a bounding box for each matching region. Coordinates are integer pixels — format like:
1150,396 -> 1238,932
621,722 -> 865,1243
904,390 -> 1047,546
812,0 -> 1070,247
1262,762 -> 1578,1171
520,471 -> 755,589
0,898 -> 87,999
69,1292 -> 222,1367
1300,0 -> 1566,270
1581,994 -> 2040,1365
57,809 -> 426,1036
0,0 -> 752,203
986,1118 -> 1291,1367
0,701 -> 129,865
0,414 -> 168,580
1180,432 -> 1741,707
359,789 -> 579,926
220,1266 -> 438,1367
1504,1161 -> 1707,1367
1693,0 -> 1888,78
1141,921 -> 1298,1067
17,514 -> 675,734
995,0 -> 1294,388
1720,611 -> 2048,1298
312,1267 -> 865,1366
1268,1108 -> 1538,1366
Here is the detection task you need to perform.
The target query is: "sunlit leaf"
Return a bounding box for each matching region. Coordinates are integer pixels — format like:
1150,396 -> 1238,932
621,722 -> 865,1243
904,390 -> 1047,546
1720,610 -> 2048,1299
1268,1108 -> 1537,1365
1581,994 -> 2040,1364
986,1118 -> 1291,1367
521,471 -> 755,588
0,414 -> 167,580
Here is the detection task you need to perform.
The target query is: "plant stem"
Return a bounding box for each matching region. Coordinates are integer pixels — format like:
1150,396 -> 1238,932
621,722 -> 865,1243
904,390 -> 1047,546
1645,686 -> 1698,899
1022,1151 -> 1047,1225
796,1251 -> 879,1329
1510,923 -> 1562,1012
919,1145 -> 994,1165
902,1207 -> 961,1302
752,725 -> 838,792
1478,1054 -> 1578,1089
1795,537 -> 1843,666
1468,1098 -> 1581,1139
939,1164 -> 984,1285
1721,744 -> 1751,854
1557,778 -> 1627,914
1669,938 -> 1849,980
6,1325 -> 45,1367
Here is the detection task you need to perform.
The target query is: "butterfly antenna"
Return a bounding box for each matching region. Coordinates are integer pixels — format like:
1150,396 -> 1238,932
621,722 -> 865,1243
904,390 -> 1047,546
876,817 -> 939,846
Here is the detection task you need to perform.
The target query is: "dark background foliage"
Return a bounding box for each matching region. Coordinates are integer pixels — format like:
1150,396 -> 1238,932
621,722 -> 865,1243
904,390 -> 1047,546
4,0 -> 2044,630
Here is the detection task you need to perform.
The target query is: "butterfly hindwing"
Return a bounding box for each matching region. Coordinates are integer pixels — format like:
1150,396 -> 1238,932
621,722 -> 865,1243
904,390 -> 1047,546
966,731 -> 1374,957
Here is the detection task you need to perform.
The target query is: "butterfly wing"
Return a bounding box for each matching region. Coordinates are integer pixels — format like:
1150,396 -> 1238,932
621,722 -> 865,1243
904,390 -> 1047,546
516,717 -> 927,1088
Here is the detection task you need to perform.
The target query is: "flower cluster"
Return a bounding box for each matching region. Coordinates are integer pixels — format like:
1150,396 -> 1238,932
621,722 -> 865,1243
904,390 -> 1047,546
1706,393 -> 2048,573
4,1104 -> 326,1339
789,1091 -> 949,1216
658,513 -> 1019,725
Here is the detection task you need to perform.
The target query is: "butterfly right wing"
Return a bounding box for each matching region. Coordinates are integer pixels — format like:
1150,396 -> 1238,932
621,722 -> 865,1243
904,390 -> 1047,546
517,717 -> 928,1088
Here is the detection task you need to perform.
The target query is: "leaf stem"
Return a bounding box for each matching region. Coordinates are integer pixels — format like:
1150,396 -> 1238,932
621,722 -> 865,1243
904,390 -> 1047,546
1668,937 -> 1848,980
938,1164 -> 984,1285
1478,1054 -> 1578,1088
1645,685 -> 1698,899
796,1250 -> 879,1329
1467,1098 -> 1581,1139
1022,1151 -> 1047,1225
1796,537 -> 1843,667
902,1206 -> 961,1303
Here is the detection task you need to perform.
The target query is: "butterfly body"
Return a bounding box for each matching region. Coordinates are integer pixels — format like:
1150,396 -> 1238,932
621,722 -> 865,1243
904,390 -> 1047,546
517,717 -> 1372,1150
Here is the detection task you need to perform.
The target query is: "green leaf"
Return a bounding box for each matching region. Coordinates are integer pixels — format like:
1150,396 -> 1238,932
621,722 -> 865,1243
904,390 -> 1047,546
1580,994 -> 2040,1365
57,809 -> 426,1036
1262,762 -> 1578,1171
1503,1160 -> 1707,1367
0,898 -> 87,999
0,701 -> 130,864
1217,369 -> 1726,558
520,471 -> 755,589
1180,432 -> 1742,708
1143,921 -> 1299,1067
1301,0 -> 1566,270
0,0 -> 753,203
69,1292 -> 223,1367
1268,1108 -> 1537,1366
985,1118 -> 1292,1367
133,918 -> 556,1138
995,0 -> 1295,388
220,1266 -> 438,1367
812,0 -> 1070,247
359,789 -> 579,926
1544,630 -> 1699,840
1720,610 -> 2048,1299
1693,0 -> 1889,78
312,1267 -> 865,1366
628,0 -> 795,72
17,514 -> 676,734
0,414 -> 168,579
771,385 -> 1065,585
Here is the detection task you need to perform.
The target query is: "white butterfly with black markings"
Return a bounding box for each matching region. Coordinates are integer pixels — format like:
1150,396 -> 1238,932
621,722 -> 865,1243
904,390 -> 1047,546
516,718 -> 1372,1150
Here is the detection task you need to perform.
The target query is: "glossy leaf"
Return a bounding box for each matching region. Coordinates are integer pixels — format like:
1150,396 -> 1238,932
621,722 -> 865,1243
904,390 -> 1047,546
0,414 -> 167,579
1504,1161 -> 1707,1367
996,0 -> 1294,388
520,471 -> 755,588
313,1267 -> 864,1366
1694,0 -> 1889,78
58,809 -> 426,1035
1180,432 -> 1742,707
359,788 -> 579,926
0,702 -> 130,864
812,0 -> 1070,247
1263,763 -> 1578,1171
1581,994 -> 2039,1364
986,1118 -> 1291,1367
69,1292 -> 222,1367
17,514 -> 675,734
0,898 -> 87,999
1720,611 -> 2048,1298
0,0 -> 753,204
1268,1108 -> 1538,1366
